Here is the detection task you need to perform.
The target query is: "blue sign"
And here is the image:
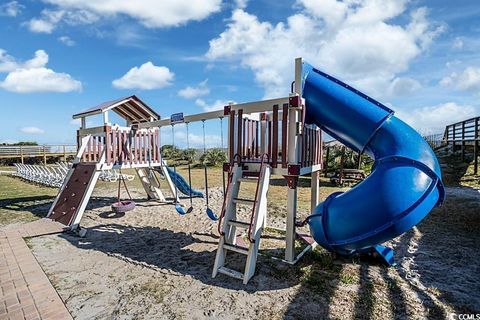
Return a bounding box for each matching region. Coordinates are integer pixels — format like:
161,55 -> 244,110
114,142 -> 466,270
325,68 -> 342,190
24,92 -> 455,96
170,112 -> 184,124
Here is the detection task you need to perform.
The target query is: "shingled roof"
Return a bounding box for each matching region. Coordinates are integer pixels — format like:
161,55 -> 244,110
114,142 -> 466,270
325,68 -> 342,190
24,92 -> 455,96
72,95 -> 160,123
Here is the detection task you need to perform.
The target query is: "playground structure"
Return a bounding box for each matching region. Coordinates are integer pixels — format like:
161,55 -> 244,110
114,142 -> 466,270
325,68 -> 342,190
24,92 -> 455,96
45,58 -> 444,284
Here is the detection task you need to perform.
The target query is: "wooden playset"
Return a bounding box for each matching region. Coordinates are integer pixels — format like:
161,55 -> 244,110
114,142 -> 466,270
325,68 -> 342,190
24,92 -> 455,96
46,58 -> 323,284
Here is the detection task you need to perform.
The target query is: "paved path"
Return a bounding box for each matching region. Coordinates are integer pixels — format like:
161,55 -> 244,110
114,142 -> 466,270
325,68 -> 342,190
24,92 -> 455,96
0,219 -> 72,320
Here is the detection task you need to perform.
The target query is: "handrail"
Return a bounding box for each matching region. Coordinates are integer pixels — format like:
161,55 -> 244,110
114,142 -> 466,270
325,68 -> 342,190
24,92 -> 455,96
247,153 -> 269,243
217,154 -> 242,236
443,115 -> 479,175
444,116 -> 479,142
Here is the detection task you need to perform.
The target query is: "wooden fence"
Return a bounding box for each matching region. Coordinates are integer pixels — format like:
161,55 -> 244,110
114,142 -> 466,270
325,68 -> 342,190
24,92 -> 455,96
443,116 -> 479,174
0,145 -> 76,164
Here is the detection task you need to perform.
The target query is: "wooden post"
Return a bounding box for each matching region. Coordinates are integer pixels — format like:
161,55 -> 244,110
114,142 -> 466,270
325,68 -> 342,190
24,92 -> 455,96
229,110 -> 235,162
357,152 -> 362,169
324,146 -> 330,177
282,104 -> 288,168
43,145 -> 47,165
272,105 -> 279,168
452,124 -> 456,152
461,121 -> 465,161
260,113 -> 267,155
339,146 -> 345,185
311,170 -> 320,212
284,57 -> 302,263
237,109 -> 243,159
475,118 -> 479,175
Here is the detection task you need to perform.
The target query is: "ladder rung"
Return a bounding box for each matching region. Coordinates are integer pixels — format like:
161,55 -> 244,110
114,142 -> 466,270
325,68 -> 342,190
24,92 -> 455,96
218,266 -> 244,280
228,220 -> 250,229
233,198 -> 256,205
243,171 -> 260,178
238,177 -> 258,183
223,243 -> 249,255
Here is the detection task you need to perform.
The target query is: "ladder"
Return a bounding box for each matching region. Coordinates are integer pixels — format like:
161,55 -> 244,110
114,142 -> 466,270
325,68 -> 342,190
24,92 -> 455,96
212,158 -> 271,284
136,167 -> 165,201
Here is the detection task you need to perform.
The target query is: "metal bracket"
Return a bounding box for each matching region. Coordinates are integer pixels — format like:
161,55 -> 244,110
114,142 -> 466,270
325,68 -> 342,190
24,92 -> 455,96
284,164 -> 301,189
224,105 -> 231,116
223,162 -> 230,172
289,95 -> 302,109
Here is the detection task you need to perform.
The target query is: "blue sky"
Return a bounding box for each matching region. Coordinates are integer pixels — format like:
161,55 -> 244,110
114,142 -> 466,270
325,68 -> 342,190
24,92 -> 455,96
0,0 -> 479,147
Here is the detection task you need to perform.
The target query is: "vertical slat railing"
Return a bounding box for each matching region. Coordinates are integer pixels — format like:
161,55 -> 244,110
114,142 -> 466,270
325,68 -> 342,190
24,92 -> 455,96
272,105 -> 279,168
282,104 -> 288,168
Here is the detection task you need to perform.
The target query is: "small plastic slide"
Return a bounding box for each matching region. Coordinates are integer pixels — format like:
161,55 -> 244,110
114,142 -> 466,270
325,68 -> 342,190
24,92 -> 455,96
164,166 -> 204,198
302,62 -> 445,264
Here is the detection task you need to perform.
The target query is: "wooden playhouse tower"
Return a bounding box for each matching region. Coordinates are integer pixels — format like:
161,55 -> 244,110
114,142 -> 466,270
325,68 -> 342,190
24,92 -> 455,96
47,95 -> 178,228
137,58 -> 323,283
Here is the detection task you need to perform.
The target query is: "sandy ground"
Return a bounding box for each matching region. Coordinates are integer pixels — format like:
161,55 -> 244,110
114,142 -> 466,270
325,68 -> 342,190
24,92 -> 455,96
28,185 -> 480,320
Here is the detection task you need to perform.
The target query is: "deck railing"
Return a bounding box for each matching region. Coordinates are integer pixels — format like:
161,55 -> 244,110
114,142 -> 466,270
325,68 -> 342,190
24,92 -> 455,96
443,116 -> 479,174
227,104 -> 322,169
0,145 -> 76,164
79,126 -> 161,167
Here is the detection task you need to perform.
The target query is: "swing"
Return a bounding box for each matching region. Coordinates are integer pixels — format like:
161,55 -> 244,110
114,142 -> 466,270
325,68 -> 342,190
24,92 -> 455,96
171,124 -> 186,215
202,120 -> 219,221
111,170 -> 136,213
185,122 -> 194,213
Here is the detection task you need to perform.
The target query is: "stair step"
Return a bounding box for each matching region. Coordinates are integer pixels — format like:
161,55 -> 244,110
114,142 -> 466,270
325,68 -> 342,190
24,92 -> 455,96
218,266 -> 244,280
228,220 -> 250,229
243,171 -> 260,178
238,177 -> 258,183
223,243 -> 249,255
233,198 -> 256,205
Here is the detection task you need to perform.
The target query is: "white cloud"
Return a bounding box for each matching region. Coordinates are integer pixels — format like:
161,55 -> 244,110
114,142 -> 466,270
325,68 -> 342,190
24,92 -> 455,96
452,37 -> 464,49
0,49 -> 82,93
112,62 -> 174,90
388,77 -> 422,96
206,1 -> 443,98
58,35 -> 75,46
0,1 -> 24,17
25,9 -> 98,33
31,0 -> 221,30
20,126 -> 45,134
397,102 -> 478,133
178,79 -> 210,99
25,9 -> 65,33
195,99 -> 234,112
440,67 -> 480,93
235,0 -> 249,9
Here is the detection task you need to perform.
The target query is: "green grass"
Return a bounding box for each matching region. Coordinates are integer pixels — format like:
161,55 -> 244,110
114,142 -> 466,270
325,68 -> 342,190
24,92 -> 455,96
0,165 -> 347,226
0,174 -> 57,226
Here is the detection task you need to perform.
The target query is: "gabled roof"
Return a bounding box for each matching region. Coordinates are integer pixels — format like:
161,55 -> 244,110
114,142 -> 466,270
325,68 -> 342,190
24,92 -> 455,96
72,95 -> 160,123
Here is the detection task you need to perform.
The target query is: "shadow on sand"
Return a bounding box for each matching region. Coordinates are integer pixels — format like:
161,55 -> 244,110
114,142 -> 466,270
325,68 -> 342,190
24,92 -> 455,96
50,185 -> 480,318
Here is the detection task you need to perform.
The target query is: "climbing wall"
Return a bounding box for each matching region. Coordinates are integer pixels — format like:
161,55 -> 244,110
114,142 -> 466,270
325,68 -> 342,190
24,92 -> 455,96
48,163 -> 97,226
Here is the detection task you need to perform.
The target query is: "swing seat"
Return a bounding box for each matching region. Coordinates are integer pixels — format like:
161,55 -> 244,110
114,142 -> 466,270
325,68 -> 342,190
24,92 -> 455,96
111,200 -> 136,213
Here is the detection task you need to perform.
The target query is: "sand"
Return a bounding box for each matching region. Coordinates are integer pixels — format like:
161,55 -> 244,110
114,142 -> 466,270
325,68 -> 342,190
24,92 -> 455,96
28,185 -> 480,319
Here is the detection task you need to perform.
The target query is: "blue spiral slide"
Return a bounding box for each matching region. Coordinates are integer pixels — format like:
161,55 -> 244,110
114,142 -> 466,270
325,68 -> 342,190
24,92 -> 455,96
302,62 -> 445,264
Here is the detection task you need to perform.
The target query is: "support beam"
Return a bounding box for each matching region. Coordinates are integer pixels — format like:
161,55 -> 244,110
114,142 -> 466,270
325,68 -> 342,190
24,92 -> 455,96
103,111 -> 109,125
311,170 -> 320,212
285,57 -> 303,262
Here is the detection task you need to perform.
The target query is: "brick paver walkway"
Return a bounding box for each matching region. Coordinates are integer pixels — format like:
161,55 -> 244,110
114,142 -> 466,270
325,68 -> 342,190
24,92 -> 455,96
0,219 -> 72,320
